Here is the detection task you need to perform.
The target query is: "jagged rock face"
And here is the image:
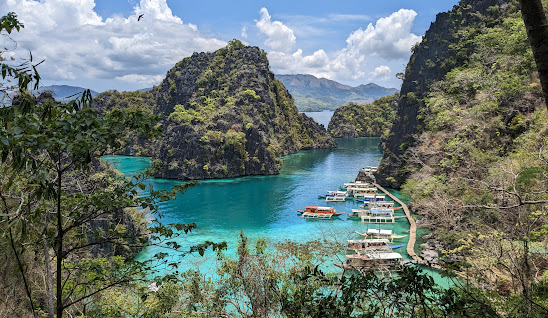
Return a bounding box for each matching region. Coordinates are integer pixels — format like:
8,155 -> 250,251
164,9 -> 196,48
375,0 -> 509,188
97,42 -> 335,180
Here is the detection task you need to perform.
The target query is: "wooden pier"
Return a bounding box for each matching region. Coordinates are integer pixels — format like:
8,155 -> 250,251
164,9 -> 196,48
373,183 -> 429,266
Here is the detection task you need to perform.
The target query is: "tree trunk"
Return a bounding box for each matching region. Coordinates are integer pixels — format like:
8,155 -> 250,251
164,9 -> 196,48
519,0 -> 548,109
55,168 -> 63,318
521,240 -> 532,317
43,236 -> 55,318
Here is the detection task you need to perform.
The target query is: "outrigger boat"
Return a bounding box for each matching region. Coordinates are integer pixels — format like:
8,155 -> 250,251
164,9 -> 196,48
361,200 -> 399,210
354,228 -> 407,241
345,238 -> 393,252
349,208 -> 405,223
325,194 -> 349,202
318,191 -> 352,202
347,208 -> 368,220
355,195 -> 386,202
340,180 -> 372,191
360,167 -> 378,174
297,206 -> 345,219
335,238 -> 403,276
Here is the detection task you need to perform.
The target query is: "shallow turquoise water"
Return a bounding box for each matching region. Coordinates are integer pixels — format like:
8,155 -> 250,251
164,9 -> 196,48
103,137 -> 453,287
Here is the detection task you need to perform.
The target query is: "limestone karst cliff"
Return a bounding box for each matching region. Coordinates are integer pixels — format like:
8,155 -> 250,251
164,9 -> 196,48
93,41 -> 336,179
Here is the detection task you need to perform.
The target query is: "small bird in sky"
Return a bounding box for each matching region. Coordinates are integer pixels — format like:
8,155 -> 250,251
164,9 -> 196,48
138,14 -> 144,21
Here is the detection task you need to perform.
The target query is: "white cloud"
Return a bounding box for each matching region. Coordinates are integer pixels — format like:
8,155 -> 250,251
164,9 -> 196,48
369,65 -> 392,81
346,9 -> 421,60
116,74 -> 164,86
1,2 -> 418,90
262,8 -> 419,84
255,8 -> 296,53
1,0 -> 226,89
133,0 -> 181,23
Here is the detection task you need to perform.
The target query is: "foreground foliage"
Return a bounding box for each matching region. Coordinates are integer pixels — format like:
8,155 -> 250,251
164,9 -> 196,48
0,14 -> 225,317
87,234 -> 548,317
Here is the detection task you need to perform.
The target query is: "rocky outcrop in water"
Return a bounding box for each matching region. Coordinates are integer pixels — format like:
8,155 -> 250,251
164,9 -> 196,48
327,94 -> 398,138
93,40 -> 336,179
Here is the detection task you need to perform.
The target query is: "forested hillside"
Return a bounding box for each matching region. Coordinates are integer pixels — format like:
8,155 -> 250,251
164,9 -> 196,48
327,93 -> 398,137
374,0 -> 548,308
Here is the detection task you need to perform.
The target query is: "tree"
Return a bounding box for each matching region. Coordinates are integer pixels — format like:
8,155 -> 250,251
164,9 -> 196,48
0,12 -> 225,317
519,0 -> 548,108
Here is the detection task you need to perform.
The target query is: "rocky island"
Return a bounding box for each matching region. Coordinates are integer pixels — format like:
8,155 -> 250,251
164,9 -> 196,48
327,93 -> 398,138
93,40 -> 336,179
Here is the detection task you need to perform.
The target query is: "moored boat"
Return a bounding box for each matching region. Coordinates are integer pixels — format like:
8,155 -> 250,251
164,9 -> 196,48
354,228 -> 407,241
361,200 -> 396,209
318,190 -> 352,202
336,238 -> 403,275
360,209 -> 398,223
297,206 -> 345,218
355,195 -> 386,202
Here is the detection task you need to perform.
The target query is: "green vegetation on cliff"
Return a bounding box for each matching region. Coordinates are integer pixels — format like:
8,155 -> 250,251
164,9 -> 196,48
374,0 -> 548,310
93,40 -> 336,180
327,93 -> 399,138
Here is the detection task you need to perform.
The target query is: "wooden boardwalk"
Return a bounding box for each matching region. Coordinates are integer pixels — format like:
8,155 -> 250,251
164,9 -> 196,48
373,183 -> 428,265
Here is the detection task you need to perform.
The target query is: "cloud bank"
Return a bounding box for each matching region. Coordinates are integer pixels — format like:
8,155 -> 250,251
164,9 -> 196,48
1,0 -> 225,88
1,1 -> 420,90
255,8 -> 296,53
257,8 -> 421,83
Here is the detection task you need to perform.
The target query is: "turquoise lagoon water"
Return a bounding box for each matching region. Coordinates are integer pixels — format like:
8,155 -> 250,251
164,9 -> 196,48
103,137 -> 452,287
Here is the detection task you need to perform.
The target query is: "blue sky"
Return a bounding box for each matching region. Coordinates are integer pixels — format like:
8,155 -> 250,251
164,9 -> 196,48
1,0 -> 458,92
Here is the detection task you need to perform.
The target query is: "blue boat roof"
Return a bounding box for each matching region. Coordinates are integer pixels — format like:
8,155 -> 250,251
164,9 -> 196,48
370,210 -> 393,213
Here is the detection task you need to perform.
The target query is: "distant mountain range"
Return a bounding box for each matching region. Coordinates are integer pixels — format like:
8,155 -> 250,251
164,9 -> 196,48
276,74 -> 398,111
35,85 -> 99,101
24,77 -> 397,112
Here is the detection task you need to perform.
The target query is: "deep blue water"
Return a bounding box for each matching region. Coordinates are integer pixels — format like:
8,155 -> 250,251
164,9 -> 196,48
102,137 -> 451,286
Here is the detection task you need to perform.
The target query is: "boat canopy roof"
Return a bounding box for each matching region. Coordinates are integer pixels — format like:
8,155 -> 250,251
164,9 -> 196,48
367,229 -> 393,235
365,252 -> 403,260
370,210 -> 394,214
347,238 -> 390,244
316,206 -> 334,210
